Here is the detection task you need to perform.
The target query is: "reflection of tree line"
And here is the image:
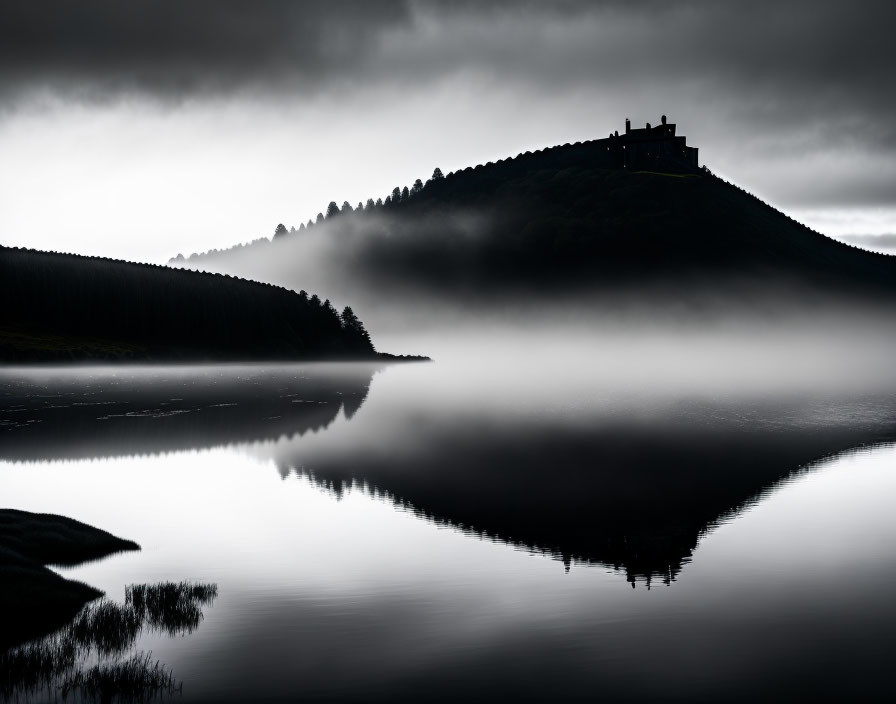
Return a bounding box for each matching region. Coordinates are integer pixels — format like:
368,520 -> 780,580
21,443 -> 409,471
0,581 -> 217,702
271,416 -> 896,588
0,366 -> 376,461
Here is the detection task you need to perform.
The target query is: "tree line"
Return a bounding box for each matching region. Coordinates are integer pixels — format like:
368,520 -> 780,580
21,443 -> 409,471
174,168 -> 447,262
1,246 -> 375,361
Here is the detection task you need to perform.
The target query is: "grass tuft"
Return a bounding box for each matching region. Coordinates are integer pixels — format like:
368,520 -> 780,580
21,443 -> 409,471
60,651 -> 180,701
126,581 -> 218,636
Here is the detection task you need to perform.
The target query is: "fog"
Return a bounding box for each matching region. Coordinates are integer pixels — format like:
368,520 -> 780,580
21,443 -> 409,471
161,206 -> 896,390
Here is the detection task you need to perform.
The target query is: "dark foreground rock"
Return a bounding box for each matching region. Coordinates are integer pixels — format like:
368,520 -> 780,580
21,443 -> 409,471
0,509 -> 139,649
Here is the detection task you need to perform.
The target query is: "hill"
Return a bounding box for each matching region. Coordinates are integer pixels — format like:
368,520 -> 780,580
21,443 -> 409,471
171,128 -> 896,327
0,246 -> 379,362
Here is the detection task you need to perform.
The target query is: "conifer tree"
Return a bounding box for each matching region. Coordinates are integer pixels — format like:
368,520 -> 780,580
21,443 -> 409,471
341,306 -> 373,352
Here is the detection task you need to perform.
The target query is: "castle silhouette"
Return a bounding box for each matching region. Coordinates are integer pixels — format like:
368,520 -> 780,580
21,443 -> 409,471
600,115 -> 699,171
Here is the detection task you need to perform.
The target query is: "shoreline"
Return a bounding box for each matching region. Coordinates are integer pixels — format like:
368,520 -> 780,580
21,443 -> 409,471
0,509 -> 140,650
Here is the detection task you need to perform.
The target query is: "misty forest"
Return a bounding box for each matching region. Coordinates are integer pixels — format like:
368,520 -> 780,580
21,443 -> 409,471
2,2 -> 896,703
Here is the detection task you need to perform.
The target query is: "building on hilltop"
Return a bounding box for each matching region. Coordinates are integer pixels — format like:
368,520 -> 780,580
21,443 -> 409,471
601,115 -> 699,172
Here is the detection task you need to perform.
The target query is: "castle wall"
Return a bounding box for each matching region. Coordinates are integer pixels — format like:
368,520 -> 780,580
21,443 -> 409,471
594,124 -> 699,172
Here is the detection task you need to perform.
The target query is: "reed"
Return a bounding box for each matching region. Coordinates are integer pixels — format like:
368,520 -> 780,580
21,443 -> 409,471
1,581 -> 216,701
126,581 -> 218,636
60,651 -> 180,701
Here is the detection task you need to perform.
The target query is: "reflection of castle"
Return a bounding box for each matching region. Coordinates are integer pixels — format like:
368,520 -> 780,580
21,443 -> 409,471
601,115 -> 699,171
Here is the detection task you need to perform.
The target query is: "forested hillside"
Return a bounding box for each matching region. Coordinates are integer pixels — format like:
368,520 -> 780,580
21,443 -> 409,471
0,246 -> 375,362
173,138 -> 896,303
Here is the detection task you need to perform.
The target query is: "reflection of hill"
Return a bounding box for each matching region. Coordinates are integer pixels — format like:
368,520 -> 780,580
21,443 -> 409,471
0,364 -> 377,461
268,401 -> 896,586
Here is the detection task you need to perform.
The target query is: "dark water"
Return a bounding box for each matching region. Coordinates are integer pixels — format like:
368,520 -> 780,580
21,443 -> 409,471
2,361 -> 896,702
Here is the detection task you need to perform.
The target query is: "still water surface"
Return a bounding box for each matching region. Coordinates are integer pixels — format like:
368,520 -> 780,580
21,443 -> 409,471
1,361 -> 895,702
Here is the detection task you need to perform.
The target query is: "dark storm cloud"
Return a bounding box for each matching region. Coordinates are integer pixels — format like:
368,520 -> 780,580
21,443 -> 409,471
2,1 -> 894,207
0,0 -> 414,98
2,1 -> 893,104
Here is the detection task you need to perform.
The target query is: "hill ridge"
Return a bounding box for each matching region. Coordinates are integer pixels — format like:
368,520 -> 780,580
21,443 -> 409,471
174,136 -> 892,267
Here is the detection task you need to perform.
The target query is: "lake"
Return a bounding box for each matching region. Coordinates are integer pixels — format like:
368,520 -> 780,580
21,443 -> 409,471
2,359 -> 896,702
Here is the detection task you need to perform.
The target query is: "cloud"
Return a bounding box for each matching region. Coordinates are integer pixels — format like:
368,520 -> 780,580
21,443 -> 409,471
2,1 -> 894,109
0,0 -> 413,101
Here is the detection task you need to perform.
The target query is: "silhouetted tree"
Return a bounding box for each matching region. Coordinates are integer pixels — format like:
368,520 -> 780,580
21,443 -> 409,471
289,225 -> 296,233
365,198 -> 376,211
432,167 -> 444,180
315,213 -> 324,224
326,202 -> 340,218
401,186 -> 410,201
375,198 -> 383,207
391,187 -> 401,203
412,178 -> 424,195
342,201 -> 353,213
384,195 -> 392,206
341,305 -> 373,352
274,223 -> 288,239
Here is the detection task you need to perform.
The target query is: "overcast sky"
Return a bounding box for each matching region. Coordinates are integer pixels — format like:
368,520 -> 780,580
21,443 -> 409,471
1,0 -> 894,262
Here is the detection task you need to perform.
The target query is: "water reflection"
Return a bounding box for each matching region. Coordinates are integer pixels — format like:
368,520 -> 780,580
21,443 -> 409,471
0,364 -> 378,461
4,363 -> 896,589
264,397 -> 896,586
1,360 -> 895,701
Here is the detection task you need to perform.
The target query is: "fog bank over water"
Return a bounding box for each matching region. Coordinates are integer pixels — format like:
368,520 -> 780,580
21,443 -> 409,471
374,322 -> 896,399
171,211 -> 896,384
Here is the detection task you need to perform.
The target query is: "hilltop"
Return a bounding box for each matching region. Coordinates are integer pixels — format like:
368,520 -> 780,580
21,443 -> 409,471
0,246 -> 384,362
171,119 -> 896,324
